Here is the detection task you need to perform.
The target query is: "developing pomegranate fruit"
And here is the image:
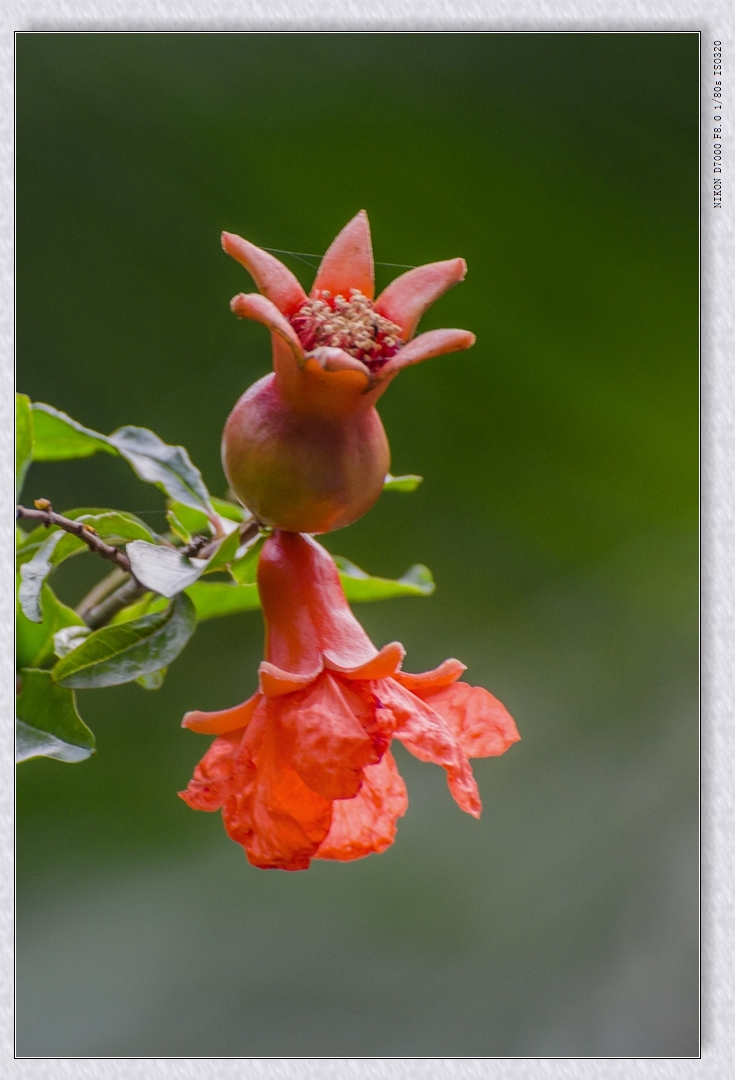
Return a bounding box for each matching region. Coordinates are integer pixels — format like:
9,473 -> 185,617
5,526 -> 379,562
221,210 -> 475,534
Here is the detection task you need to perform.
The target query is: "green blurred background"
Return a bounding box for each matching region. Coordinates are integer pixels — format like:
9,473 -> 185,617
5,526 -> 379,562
15,33 -> 699,1056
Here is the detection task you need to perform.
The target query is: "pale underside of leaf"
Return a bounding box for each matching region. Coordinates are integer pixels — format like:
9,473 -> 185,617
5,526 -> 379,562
127,540 -> 209,598
16,669 -> 95,764
53,625 -> 91,659
16,719 -> 93,764
127,528 -> 242,599
16,580 -> 85,671
16,525 -> 51,567
18,532 -> 70,622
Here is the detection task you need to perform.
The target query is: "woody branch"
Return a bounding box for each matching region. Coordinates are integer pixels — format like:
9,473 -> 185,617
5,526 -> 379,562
17,501 -> 133,573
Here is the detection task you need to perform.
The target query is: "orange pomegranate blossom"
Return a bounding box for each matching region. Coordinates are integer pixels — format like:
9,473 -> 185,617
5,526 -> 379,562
220,210 -> 475,534
180,532 -> 520,871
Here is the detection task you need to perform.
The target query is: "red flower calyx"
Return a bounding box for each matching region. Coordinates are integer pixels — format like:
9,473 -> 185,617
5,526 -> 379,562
179,531 -> 520,871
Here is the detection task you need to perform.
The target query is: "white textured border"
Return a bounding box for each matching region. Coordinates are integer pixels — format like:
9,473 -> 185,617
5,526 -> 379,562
0,1 -> 723,29
2,4 -> 732,1079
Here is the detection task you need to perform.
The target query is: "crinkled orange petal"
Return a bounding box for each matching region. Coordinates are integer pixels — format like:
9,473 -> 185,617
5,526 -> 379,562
230,292 -> 305,366
179,727 -> 250,811
379,328 -> 476,377
326,641 -> 405,680
420,682 -> 521,759
182,691 -> 261,734
222,232 -> 307,316
393,657 -> 466,693
316,749 -> 408,861
374,258 -> 467,340
222,708 -> 333,871
311,210 -> 374,301
378,678 -> 482,818
276,673 -> 380,800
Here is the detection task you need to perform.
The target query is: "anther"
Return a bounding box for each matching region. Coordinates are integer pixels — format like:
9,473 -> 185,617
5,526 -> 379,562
290,290 -> 404,371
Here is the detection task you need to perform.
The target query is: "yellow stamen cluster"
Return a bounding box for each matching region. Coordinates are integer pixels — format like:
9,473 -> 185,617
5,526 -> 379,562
293,289 -> 403,363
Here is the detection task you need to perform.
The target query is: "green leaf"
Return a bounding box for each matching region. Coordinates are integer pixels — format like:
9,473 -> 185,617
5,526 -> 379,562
185,580 -> 261,621
109,426 -> 215,517
17,579 -> 86,670
166,500 -> 209,536
166,508 -> 192,543
16,393 -> 34,492
16,524 -> 52,567
31,402 -> 216,521
126,540 -> 209,598
333,557 -> 436,602
74,511 -> 156,543
16,669 -> 95,764
136,667 -> 167,690
383,473 -> 423,493
17,523 -> 43,545
18,530 -> 88,621
182,554 -> 435,620
229,535 -> 265,585
51,532 -> 88,562
52,591 -> 197,689
62,506 -> 115,516
31,403 -> 114,461
167,497 -> 247,540
203,527 -> 241,573
396,564 -> 436,593
211,496 -> 248,522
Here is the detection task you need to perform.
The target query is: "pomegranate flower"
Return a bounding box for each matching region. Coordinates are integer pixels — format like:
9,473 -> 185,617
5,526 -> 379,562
220,211 -> 475,534
180,531 -> 520,871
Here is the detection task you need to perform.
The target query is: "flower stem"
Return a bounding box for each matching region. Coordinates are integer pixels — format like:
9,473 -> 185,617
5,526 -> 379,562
83,577 -> 149,630
75,566 -> 130,619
